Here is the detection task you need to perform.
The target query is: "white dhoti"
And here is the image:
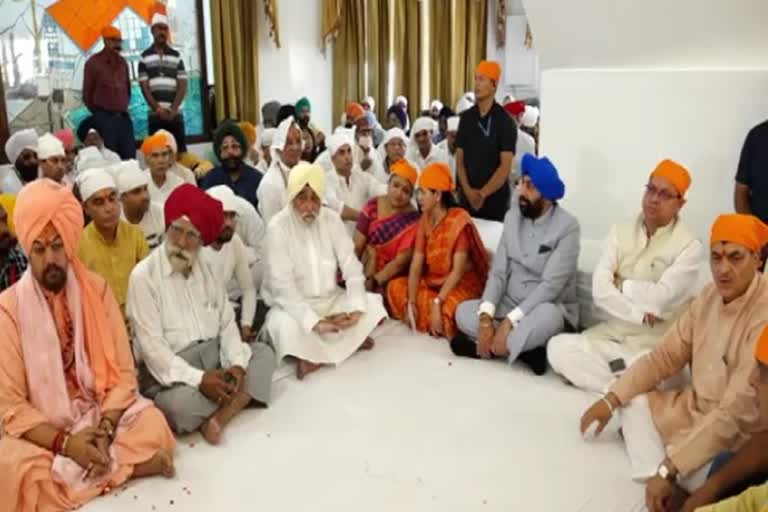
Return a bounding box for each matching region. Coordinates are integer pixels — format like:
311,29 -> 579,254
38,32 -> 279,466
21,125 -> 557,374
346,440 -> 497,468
266,290 -> 387,365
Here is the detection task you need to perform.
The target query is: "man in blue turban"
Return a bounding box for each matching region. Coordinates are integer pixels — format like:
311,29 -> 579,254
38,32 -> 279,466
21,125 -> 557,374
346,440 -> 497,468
451,153 -> 581,376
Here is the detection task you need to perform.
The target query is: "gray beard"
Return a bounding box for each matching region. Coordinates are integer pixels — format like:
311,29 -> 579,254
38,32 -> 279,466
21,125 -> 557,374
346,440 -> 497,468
165,243 -> 197,277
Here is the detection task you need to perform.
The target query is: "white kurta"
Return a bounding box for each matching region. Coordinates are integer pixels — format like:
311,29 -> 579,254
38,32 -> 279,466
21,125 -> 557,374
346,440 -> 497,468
352,144 -> 386,182
513,129 -> 536,182
0,166 -> 24,194
231,196 -> 266,292
171,162 -> 197,185
147,171 -> 185,206
264,206 -> 387,364
121,201 -> 165,249
405,143 -> 448,172
436,140 -> 457,183
126,243 -> 252,388
204,233 -> 257,328
257,159 -> 292,226
324,165 -> 388,236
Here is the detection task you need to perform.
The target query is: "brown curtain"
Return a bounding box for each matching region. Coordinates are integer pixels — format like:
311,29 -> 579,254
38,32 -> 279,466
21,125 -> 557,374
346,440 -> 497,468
211,0 -> 260,123
321,0 -> 344,47
262,0 -> 281,48
331,0 -> 366,126
392,0 -> 422,122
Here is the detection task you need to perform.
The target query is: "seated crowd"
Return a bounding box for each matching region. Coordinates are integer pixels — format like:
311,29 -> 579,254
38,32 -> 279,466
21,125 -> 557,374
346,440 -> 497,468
2,53 -> 768,512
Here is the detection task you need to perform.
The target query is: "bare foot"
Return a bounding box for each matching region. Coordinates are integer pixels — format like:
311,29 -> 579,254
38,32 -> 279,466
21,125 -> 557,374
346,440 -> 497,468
296,360 -> 323,380
200,417 -> 223,445
133,451 -> 175,479
358,337 -> 375,351
200,392 -> 252,445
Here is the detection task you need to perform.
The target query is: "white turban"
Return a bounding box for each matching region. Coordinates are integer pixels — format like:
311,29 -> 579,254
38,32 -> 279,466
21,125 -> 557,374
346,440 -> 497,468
114,160 -> 148,195
156,129 -> 177,154
446,116 -> 460,133
327,129 -> 354,156
260,128 -> 276,148
362,96 -> 375,111
383,127 -> 407,147
151,13 -> 169,27
411,117 -> 434,139
4,129 -> 38,164
287,163 -> 325,202
395,95 -> 408,107
430,100 -> 443,112
36,133 -> 65,160
76,146 -> 109,173
206,185 -> 239,214
77,168 -> 116,202
521,106 -> 540,128
456,97 -> 472,114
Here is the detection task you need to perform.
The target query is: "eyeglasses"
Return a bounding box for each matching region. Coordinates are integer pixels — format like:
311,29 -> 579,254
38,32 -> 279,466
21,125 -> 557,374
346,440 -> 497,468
644,184 -> 680,201
168,224 -> 202,244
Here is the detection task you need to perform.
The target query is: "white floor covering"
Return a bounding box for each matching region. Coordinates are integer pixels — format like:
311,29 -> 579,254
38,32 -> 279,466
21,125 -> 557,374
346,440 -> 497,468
88,321 -> 646,512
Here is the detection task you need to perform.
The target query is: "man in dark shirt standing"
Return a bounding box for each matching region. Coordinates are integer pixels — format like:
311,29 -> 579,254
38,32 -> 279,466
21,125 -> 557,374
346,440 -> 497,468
735,119 -> 768,224
82,26 -> 135,159
456,60 -> 517,221
138,14 -> 188,154
200,122 -> 262,211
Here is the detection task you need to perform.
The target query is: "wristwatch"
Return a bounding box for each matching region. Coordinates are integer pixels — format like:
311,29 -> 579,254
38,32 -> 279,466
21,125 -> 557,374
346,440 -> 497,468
657,462 -> 677,483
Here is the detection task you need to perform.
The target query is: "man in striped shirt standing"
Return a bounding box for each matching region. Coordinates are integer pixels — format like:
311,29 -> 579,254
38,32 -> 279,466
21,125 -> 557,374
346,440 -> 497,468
139,14 -> 188,154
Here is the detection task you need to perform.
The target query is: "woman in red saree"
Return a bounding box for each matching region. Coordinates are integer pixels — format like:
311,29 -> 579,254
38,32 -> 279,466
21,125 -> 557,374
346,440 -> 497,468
386,162 -> 489,339
354,160 -> 421,292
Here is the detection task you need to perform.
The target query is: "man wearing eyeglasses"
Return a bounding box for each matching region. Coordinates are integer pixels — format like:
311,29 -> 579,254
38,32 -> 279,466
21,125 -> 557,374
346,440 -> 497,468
548,159 -> 703,393
127,185 -> 275,446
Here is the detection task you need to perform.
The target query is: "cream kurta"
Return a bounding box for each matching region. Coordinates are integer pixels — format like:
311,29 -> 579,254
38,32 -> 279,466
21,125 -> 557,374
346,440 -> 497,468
611,275 -> 768,476
264,206 -> 387,364
324,165 -> 388,236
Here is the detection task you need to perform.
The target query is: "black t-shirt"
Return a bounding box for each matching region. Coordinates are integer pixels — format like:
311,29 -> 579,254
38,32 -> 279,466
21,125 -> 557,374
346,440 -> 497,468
736,120 -> 768,223
456,102 -> 517,221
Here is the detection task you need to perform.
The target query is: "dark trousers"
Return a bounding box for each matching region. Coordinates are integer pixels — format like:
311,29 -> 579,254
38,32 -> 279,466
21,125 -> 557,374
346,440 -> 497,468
92,111 -> 136,160
148,113 -> 187,153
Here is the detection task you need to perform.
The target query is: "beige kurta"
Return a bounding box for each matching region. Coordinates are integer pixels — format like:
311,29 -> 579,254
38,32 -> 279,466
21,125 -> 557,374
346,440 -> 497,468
611,275 -> 768,476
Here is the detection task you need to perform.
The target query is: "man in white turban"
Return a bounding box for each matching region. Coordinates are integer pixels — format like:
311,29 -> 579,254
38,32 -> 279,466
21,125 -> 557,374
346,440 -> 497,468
257,117 -> 304,225
36,134 -> 69,184
1,129 -> 38,193
395,95 -> 411,132
156,129 -> 196,185
115,160 -> 166,249
376,127 -> 408,182
263,163 -> 387,380
405,117 -> 448,172
255,128 -> 276,174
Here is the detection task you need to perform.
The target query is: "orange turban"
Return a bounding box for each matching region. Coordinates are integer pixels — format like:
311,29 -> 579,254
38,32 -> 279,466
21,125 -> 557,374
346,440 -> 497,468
101,26 -> 122,40
710,214 -> 768,252
651,159 -> 691,196
346,102 -> 365,122
390,159 -> 418,187
141,133 -> 169,156
418,162 -> 454,192
238,121 -> 257,148
475,60 -> 501,84
755,325 -> 768,365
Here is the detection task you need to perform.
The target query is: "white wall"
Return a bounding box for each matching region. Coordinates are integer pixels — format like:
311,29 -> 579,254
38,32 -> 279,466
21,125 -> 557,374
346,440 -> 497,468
256,0 -> 333,133
541,69 -> 768,247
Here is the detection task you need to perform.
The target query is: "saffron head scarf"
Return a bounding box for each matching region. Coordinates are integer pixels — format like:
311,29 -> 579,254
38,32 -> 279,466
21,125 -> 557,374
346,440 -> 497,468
710,214 -> 768,252
419,162 -> 454,192
475,60 -> 501,83
140,133 -> 168,156
650,159 -> 691,197
390,160 -> 418,187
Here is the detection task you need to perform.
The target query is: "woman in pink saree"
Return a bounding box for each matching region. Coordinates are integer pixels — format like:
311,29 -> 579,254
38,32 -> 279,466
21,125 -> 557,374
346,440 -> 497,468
0,179 -> 175,511
354,160 -> 420,292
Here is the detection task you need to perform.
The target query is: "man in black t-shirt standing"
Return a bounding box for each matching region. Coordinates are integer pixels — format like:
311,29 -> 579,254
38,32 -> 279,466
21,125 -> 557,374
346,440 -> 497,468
455,60 -> 517,222
735,119 -> 768,224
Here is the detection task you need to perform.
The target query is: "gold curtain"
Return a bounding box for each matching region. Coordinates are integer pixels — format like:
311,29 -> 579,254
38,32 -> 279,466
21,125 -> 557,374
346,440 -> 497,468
460,0 -> 487,93
211,0 -> 261,124
321,0 -> 343,48
331,0 -> 366,125
262,0 -> 281,48
365,0 -> 390,121
392,0 -> 421,122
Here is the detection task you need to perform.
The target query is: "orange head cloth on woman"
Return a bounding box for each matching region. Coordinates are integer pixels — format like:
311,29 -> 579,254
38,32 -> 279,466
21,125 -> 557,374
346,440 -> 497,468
390,159 -> 418,188
419,162 -> 454,192
710,213 -> 768,252
13,180 -> 121,420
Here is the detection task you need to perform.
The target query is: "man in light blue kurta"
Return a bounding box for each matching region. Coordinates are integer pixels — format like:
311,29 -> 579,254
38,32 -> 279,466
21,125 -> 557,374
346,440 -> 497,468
452,154 -> 580,375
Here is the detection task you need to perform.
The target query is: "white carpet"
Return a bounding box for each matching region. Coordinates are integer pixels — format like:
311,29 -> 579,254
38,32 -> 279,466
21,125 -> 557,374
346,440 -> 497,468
88,321 -> 645,512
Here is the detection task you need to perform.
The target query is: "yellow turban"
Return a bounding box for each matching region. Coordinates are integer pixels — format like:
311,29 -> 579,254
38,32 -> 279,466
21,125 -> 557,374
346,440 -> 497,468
0,194 -> 16,236
287,163 -> 325,202
651,159 -> 691,197
710,214 -> 768,252
238,122 -> 257,148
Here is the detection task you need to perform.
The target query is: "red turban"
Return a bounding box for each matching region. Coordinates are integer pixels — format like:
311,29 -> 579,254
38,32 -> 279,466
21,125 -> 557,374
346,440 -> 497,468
504,100 -> 526,117
53,128 -> 75,150
164,184 -> 224,246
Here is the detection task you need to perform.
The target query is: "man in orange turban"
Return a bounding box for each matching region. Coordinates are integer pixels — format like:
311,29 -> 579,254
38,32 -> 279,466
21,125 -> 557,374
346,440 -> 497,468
579,212 -> 768,510
141,133 -> 184,205
455,60 -> 518,221
549,158 -> 703,393
0,180 -> 175,511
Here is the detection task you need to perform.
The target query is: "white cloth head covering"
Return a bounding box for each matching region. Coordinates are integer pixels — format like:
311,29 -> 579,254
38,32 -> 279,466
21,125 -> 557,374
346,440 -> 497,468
362,96 -> 375,111
151,13 -> 169,27
521,106 -> 540,128
411,117 -> 434,139
36,133 -> 65,160
327,130 -> 354,156
382,127 -> 407,147
287,163 -> 325,202
260,128 -> 276,148
430,100 -> 443,112
206,185 -> 239,214
446,116 -> 460,133
76,146 -> 109,173
114,160 -> 148,195
156,129 -> 177,154
395,95 -> 408,108
270,117 -> 297,162
77,168 -> 116,202
5,128 -> 38,164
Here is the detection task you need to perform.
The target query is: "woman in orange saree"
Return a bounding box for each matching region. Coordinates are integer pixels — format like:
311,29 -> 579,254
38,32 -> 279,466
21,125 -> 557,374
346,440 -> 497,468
386,162 -> 489,339
354,160 -> 420,292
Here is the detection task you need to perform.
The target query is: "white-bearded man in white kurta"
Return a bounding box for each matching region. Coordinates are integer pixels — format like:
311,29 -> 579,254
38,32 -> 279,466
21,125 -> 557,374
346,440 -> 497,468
264,162 -> 388,380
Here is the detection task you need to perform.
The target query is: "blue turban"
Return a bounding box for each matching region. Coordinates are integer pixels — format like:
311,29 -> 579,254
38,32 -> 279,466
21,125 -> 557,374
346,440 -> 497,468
386,105 -> 407,130
521,153 -> 565,201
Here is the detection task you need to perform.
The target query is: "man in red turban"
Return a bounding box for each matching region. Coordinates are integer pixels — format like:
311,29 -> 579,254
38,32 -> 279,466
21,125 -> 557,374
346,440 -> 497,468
579,213 -> 768,512
127,184 -> 276,445
0,180 -> 175,511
